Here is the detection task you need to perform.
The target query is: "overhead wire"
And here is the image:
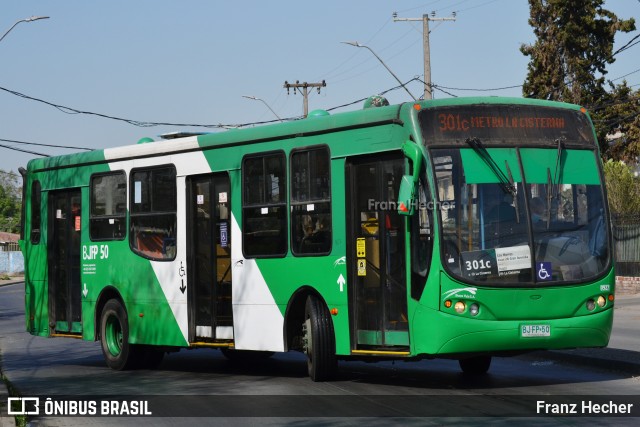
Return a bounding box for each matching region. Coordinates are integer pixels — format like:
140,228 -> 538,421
0,143 -> 49,157
0,138 -> 92,151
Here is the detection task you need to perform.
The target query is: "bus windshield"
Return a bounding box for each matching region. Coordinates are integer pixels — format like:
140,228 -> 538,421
420,105 -> 610,285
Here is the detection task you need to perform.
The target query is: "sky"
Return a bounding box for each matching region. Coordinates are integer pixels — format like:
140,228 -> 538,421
1,0 -> 639,176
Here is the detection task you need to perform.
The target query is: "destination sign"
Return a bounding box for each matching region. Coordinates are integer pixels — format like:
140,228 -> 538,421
437,114 -> 566,132
420,104 -> 596,146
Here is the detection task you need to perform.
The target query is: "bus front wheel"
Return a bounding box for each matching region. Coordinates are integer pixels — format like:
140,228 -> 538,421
100,299 -> 137,370
459,356 -> 492,375
303,295 -> 337,382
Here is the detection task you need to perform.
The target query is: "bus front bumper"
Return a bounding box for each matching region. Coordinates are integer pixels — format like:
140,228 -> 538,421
412,307 -> 613,356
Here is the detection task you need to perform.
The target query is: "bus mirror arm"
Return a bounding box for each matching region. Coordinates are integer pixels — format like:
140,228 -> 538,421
398,141 -> 423,216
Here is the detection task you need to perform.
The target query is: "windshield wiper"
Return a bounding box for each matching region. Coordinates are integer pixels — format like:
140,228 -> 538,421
465,137 -> 516,196
505,160 -> 520,223
553,137 -> 565,199
546,167 -> 553,230
545,137 -> 565,230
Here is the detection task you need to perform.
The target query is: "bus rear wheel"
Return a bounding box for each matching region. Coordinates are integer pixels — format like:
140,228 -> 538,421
459,356 -> 492,375
100,299 -> 138,370
303,295 -> 337,382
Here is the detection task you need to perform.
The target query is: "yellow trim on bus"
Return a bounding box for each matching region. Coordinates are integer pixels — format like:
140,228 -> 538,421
50,333 -> 82,339
190,342 -> 235,348
351,349 -> 410,356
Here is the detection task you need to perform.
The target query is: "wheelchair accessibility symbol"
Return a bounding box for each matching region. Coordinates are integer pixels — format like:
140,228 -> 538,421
537,262 -> 552,281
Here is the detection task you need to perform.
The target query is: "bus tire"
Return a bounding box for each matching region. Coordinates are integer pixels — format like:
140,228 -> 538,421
303,295 -> 337,382
459,356 -> 492,375
100,299 -> 137,371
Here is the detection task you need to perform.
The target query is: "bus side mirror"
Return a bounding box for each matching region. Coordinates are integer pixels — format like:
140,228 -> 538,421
398,141 -> 423,216
398,175 -> 416,215
402,141 -> 423,181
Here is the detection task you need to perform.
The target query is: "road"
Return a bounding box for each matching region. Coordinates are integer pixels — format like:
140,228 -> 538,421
1,282 -> 639,426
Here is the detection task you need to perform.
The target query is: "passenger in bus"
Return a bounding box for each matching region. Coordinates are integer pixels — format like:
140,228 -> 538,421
486,193 -> 516,224
485,193 -> 517,247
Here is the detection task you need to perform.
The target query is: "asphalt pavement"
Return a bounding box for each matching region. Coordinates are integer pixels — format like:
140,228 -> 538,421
0,277 -> 638,426
1,277 -> 23,427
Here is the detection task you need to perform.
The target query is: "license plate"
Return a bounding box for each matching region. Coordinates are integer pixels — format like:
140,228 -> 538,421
521,324 -> 551,337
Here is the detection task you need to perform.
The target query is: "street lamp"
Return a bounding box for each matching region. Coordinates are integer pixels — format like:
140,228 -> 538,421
242,95 -> 283,122
341,40 -> 417,101
0,16 -> 50,44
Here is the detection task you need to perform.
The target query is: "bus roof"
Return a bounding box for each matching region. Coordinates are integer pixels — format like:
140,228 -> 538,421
26,96 -> 586,173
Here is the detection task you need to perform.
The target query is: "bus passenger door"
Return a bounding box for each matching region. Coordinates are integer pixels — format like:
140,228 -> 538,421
347,156 -> 409,350
48,189 -> 82,334
187,174 -> 233,342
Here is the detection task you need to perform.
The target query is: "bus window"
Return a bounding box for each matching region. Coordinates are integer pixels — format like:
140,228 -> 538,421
30,180 -> 41,244
90,172 -> 126,241
242,152 -> 287,257
290,147 -> 331,255
129,166 -> 177,260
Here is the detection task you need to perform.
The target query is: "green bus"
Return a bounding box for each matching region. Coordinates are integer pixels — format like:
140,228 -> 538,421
20,96 -> 614,381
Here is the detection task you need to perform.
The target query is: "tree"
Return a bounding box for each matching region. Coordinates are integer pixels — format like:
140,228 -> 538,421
0,171 -> 21,234
602,159 -> 640,217
595,82 -> 640,162
520,0 -> 636,156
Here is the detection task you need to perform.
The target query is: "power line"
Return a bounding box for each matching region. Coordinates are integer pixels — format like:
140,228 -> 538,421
0,143 -> 49,157
611,67 -> 640,82
612,33 -> 640,57
326,77 -> 421,111
0,138 -> 92,151
0,85 -> 235,129
454,0 -> 504,13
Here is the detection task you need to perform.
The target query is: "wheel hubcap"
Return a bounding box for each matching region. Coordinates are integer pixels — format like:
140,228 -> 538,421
105,315 -> 123,356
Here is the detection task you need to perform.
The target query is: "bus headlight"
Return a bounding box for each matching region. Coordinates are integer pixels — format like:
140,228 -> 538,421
597,295 -> 606,308
454,301 -> 466,313
469,303 -> 479,316
586,299 -> 596,311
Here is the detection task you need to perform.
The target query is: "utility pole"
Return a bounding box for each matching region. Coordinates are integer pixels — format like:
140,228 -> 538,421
284,80 -> 326,117
393,11 -> 456,100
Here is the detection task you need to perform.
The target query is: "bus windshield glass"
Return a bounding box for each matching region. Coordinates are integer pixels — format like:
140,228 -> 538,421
420,105 -> 610,285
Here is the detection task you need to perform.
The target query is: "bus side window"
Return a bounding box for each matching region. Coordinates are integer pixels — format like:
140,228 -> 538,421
242,152 -> 288,258
90,172 -> 127,241
129,166 -> 177,260
290,146 -> 332,256
30,180 -> 41,244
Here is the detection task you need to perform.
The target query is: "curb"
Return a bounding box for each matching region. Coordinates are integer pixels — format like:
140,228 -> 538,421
0,278 -> 23,288
0,368 -> 17,427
